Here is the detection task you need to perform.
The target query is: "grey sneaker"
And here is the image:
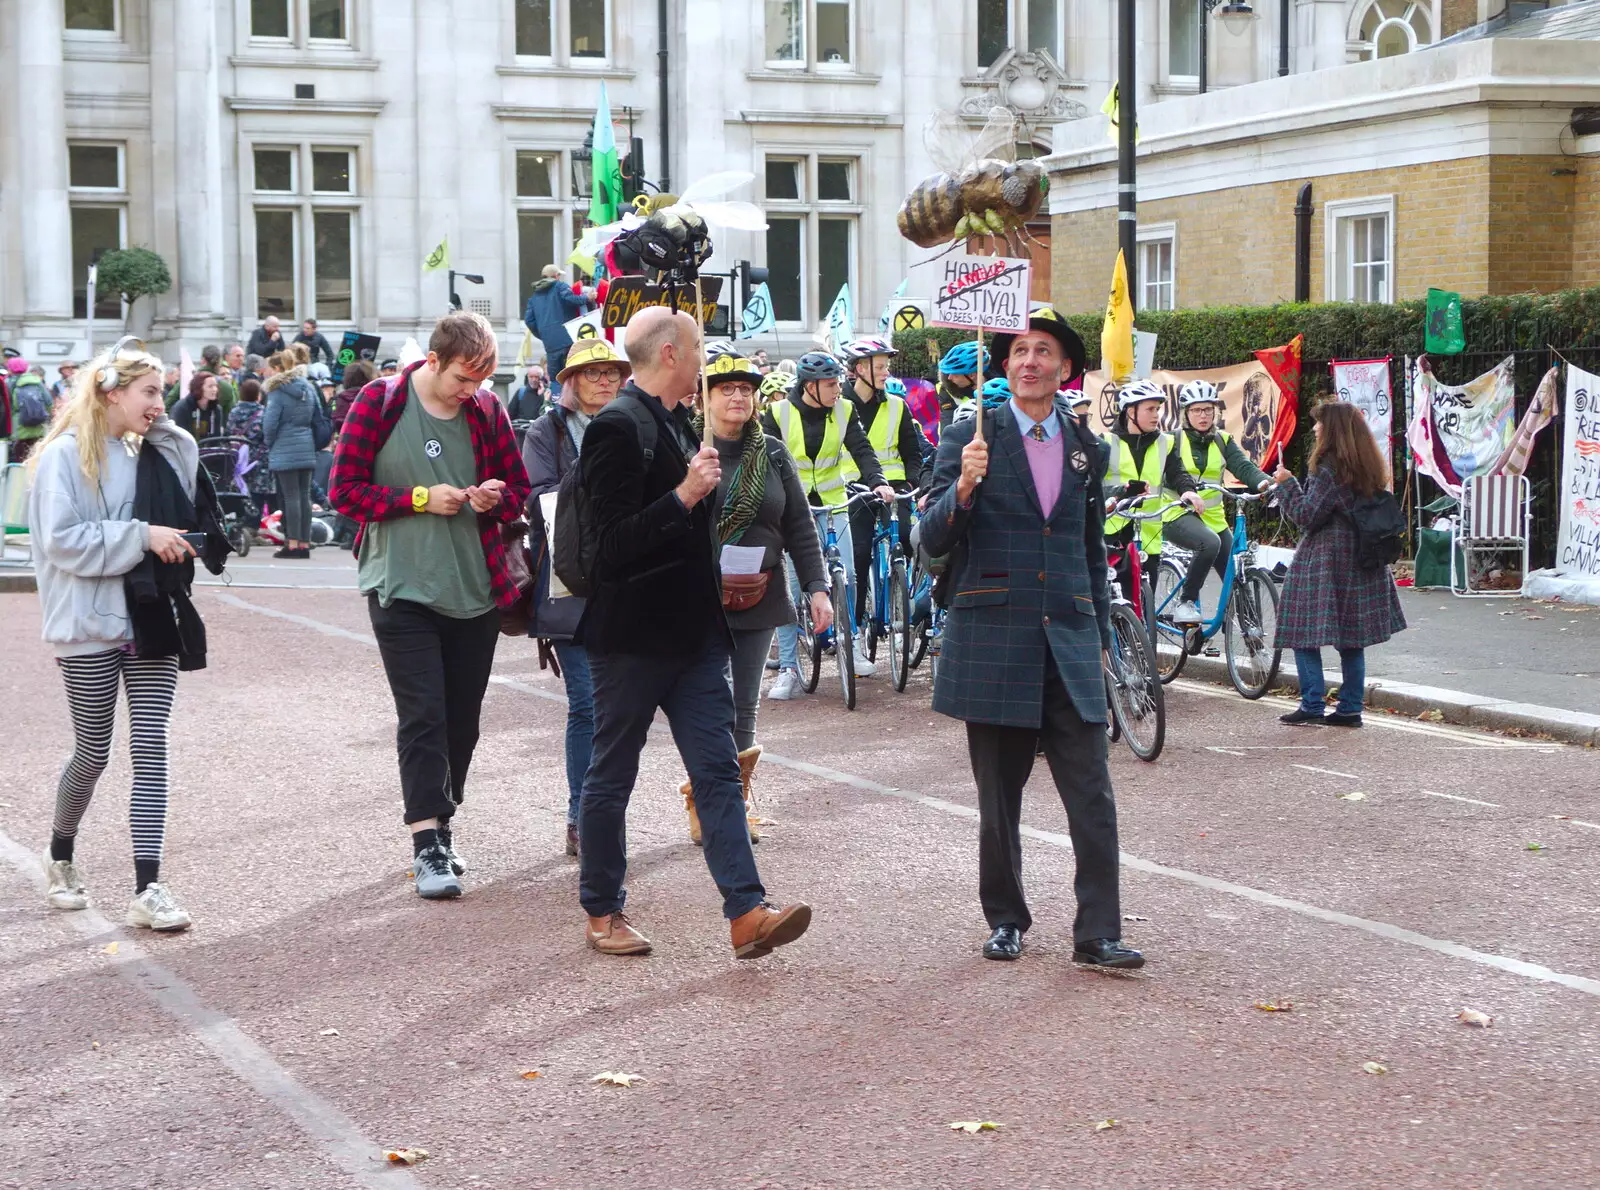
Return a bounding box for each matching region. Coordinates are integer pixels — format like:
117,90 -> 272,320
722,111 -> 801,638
411,845 -> 462,900
44,852 -> 88,911
127,883 -> 192,932
767,668 -> 802,701
1170,599 -> 1203,625
437,822 -> 466,876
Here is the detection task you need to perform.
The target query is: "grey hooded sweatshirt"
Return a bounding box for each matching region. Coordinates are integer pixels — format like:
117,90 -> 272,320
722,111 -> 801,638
27,416 -> 197,657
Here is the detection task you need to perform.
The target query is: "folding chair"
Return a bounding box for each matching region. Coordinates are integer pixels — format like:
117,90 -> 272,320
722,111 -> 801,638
1449,474 -> 1529,597
1,462 -> 32,566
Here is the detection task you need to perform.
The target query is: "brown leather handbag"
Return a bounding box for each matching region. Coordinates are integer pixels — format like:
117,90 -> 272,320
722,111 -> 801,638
721,568 -> 772,612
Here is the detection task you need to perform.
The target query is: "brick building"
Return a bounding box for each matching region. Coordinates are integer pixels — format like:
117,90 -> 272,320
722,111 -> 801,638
1045,4 -> 1600,315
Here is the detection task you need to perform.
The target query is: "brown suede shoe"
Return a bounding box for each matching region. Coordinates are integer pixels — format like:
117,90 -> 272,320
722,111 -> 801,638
565,822 -> 579,857
730,900 -> 812,960
586,911 -> 652,956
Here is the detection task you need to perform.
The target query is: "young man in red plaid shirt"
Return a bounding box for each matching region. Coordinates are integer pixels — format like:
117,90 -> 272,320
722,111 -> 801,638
331,312 -> 531,898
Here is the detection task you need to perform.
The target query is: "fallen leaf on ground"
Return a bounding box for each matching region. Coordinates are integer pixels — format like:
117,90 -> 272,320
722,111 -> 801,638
91,1041 -> 100,1050
1094,1119 -> 1119,1132
1418,709 -> 1445,722
102,942 -> 118,956
1362,1062 -> 1388,1075
1457,1008 -> 1494,1028
1254,1000 -> 1294,1012
949,1121 -> 1003,1133
1337,791 -> 1369,802
520,1070 -> 542,1080
1526,842 -> 1546,851
384,1148 -> 429,1165
1552,815 -> 1573,821
591,1071 -> 642,1087
318,1028 -> 340,1037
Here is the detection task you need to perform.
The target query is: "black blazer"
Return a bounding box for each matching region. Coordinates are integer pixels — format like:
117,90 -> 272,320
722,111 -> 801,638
575,384 -> 731,657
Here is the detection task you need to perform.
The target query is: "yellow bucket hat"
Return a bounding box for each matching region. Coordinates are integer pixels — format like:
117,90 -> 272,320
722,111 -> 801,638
555,336 -> 631,386
703,352 -> 765,388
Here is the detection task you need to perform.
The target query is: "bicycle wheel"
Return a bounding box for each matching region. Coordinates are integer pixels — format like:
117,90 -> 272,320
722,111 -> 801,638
1225,567 -> 1282,700
795,585 -> 821,694
863,560 -> 880,663
1104,672 -> 1122,743
832,568 -> 856,710
1150,558 -> 1188,684
1107,603 -> 1165,762
889,561 -> 912,692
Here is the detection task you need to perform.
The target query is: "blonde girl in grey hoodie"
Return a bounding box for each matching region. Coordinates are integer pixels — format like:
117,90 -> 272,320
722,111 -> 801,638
27,339 -> 201,932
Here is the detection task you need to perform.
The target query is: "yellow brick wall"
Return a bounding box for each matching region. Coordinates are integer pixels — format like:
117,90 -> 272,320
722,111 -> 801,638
1575,156 -> 1600,288
1487,156 -> 1574,293
1439,0 -> 1479,37
1051,157 -> 1518,314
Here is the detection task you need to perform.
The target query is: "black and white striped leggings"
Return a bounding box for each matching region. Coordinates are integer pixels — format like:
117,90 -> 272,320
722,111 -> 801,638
54,649 -> 180,862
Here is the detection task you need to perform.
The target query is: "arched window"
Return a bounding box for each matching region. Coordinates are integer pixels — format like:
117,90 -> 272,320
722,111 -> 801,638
1355,0 -> 1433,59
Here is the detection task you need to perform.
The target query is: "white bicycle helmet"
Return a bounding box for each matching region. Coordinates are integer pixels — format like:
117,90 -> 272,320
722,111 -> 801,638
1116,378 -> 1166,411
1179,379 -> 1221,408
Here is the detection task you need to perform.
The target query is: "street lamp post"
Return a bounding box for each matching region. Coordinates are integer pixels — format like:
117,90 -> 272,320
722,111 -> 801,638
447,269 -> 484,312
1199,0 -> 1254,95
1118,0 -> 1138,310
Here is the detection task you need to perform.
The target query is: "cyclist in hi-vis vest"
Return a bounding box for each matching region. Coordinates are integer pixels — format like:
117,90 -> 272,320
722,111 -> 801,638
1170,379 -> 1272,615
762,351 -> 894,689
1101,379 -> 1205,621
841,336 -> 933,636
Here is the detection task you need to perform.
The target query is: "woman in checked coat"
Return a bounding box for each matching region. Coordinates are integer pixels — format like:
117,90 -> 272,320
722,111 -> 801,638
1272,401 -> 1407,727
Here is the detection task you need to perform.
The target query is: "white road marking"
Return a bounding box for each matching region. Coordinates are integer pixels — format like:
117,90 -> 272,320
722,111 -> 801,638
218,595 -> 1600,1001
1565,819 -> 1600,831
0,833 -> 421,1190
1293,764 -> 1362,779
1205,746 -> 1248,756
1422,790 -> 1504,808
1207,745 -> 1328,752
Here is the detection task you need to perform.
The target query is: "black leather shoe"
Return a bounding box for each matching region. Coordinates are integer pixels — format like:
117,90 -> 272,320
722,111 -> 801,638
982,924 -> 1023,960
1325,711 -> 1363,727
1279,708 -> 1326,725
1072,938 -> 1145,969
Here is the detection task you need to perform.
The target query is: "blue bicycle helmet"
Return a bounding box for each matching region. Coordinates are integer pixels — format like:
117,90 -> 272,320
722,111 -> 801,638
884,377 -> 907,397
938,341 -> 990,376
794,350 -> 843,383
981,377 -> 1012,400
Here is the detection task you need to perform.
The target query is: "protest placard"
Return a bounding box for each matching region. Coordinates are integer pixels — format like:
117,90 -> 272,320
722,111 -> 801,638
929,254 -> 1031,333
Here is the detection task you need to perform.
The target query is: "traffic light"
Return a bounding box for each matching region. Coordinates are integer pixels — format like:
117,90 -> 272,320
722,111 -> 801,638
736,259 -> 769,315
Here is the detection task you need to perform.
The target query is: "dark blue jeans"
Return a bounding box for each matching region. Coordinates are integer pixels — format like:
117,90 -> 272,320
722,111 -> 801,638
1294,647 -> 1365,715
579,644 -> 765,921
553,642 -> 593,826
546,347 -> 568,398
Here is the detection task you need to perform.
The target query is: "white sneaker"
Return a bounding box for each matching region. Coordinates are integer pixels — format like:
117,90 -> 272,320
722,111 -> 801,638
44,852 -> 88,911
852,638 -> 877,677
768,668 -> 802,701
126,883 -> 192,932
1170,599 -> 1203,625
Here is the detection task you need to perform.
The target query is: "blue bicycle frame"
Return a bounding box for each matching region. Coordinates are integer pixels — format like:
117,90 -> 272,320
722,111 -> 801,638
1148,500 -> 1251,644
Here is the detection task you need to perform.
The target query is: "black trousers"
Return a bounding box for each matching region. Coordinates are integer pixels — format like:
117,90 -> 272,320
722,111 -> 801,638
964,669 -> 1122,942
368,596 -> 501,825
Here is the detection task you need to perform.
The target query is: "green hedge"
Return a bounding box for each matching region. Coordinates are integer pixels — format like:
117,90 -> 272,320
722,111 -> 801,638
891,286 -> 1600,379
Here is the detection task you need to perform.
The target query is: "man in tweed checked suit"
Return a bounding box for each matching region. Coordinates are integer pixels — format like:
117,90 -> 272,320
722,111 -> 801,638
920,307 -> 1143,970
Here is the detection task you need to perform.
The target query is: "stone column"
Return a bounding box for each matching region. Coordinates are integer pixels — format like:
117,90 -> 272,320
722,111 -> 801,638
16,0 -> 74,321
170,0 -> 227,322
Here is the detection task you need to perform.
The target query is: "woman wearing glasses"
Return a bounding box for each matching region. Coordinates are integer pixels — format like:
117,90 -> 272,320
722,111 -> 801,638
522,337 -> 628,856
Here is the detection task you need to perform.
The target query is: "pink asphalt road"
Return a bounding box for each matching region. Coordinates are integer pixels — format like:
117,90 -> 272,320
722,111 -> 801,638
3,587 -> 1599,1189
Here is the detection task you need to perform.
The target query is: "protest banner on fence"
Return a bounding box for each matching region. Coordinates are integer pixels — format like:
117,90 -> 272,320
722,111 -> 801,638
1333,357 -> 1393,486
1080,359 -> 1288,468
1557,364 -> 1600,579
929,254 -> 1031,333
601,275 -> 722,330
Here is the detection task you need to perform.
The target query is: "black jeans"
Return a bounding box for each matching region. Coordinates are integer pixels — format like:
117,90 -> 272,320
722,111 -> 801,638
368,596 -> 501,825
964,669 -> 1122,942
580,644 -> 765,921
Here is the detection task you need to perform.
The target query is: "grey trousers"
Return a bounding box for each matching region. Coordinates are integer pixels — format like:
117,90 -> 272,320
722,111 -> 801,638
275,467 -> 314,542
729,626 -> 775,752
1161,512 -> 1233,603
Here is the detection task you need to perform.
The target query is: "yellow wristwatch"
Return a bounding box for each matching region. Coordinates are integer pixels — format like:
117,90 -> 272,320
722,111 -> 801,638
412,485 -> 429,513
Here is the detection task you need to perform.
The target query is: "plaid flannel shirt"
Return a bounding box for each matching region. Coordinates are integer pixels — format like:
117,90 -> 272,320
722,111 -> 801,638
330,361 -> 531,609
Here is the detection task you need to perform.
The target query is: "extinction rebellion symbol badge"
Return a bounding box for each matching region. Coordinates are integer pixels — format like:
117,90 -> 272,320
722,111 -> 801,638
424,439 -> 443,459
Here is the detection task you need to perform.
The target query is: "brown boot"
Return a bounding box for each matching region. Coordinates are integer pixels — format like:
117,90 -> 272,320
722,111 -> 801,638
737,745 -> 763,844
586,911 -> 652,956
730,900 -> 812,960
682,778 -> 702,846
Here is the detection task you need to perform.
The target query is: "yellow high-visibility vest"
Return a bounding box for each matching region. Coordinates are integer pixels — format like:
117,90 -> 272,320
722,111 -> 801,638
851,394 -> 908,484
1178,430 -> 1233,533
772,399 -> 855,505
1103,432 -> 1183,553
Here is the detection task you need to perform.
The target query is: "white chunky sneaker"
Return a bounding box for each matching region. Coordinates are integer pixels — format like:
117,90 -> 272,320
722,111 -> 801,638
44,852 -> 88,911
1170,599 -> 1203,625
126,883 -> 192,932
852,637 -> 877,678
767,668 -> 802,701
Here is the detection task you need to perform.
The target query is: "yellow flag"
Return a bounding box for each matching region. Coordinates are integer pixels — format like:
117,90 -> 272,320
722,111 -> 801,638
1100,84 -> 1138,145
1101,249 -> 1135,383
514,328 -> 534,368
423,238 -> 448,273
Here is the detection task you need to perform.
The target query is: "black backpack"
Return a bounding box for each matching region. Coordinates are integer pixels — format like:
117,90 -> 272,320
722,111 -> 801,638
1345,489 -> 1405,569
13,378 -> 50,428
551,393 -> 659,599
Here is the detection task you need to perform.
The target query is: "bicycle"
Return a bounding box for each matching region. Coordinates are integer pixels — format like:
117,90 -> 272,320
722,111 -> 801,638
861,490 -> 920,693
907,554 -> 946,686
1101,497 -> 1166,761
1143,483 -> 1283,699
792,487 -> 878,711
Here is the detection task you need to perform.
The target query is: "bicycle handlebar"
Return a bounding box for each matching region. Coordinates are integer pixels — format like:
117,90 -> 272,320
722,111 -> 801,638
1197,481 -> 1282,504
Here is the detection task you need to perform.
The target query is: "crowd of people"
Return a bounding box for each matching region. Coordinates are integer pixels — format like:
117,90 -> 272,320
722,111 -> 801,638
18,293 -> 1405,970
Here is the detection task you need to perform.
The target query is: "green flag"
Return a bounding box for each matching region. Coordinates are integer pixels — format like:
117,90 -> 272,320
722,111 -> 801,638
423,237 -> 448,273
1425,288 -> 1464,355
588,82 -> 625,227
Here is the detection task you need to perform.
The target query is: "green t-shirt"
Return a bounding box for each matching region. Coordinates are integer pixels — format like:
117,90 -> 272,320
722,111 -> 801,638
358,385 -> 493,618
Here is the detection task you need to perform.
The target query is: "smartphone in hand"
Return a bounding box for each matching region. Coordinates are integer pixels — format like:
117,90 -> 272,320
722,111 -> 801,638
180,532 -> 208,550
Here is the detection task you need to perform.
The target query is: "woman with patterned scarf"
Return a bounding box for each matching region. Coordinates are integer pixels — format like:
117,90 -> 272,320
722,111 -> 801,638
679,352 -> 830,846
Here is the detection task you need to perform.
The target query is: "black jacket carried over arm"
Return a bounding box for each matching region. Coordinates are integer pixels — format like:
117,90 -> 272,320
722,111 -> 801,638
759,392 -> 887,497
851,389 -> 934,490
576,382 -> 730,657
124,448 -> 230,672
